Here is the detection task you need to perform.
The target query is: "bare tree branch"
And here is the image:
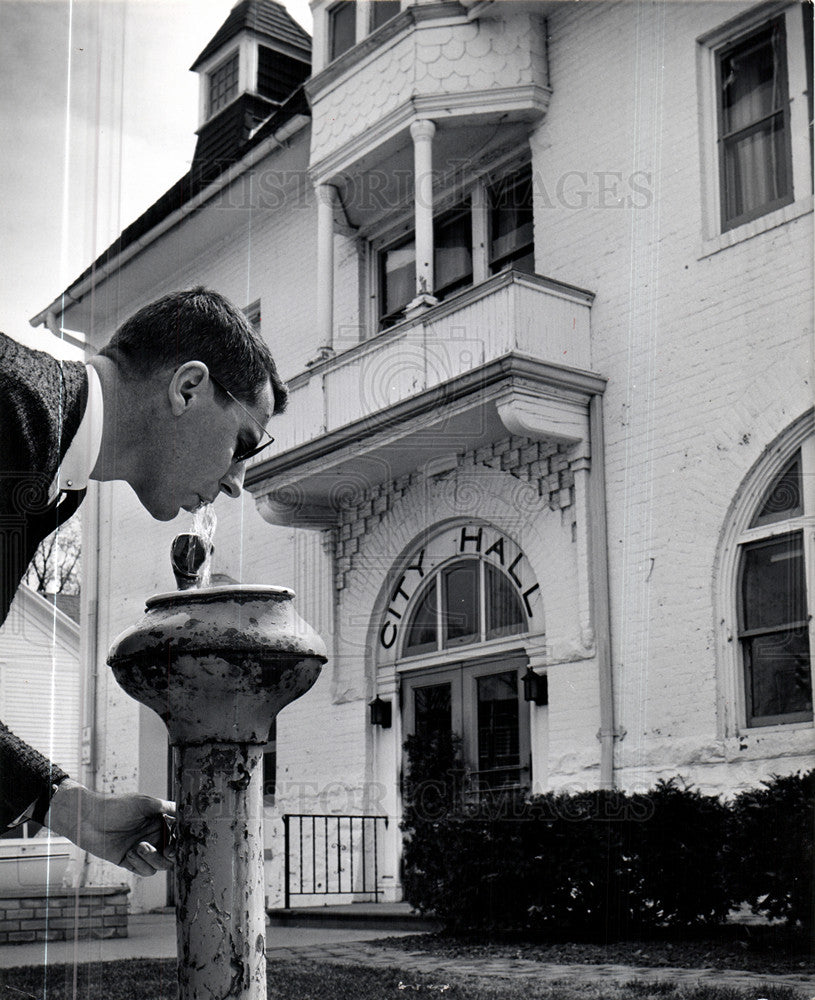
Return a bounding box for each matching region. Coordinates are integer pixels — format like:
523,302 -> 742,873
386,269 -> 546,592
25,510 -> 82,595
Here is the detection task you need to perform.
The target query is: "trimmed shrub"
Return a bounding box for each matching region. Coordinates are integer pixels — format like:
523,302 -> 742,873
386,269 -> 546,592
728,769 -> 814,932
401,736 -> 811,937
633,779 -> 733,929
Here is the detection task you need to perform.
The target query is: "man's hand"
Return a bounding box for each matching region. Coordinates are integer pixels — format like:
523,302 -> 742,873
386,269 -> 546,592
45,778 -> 175,877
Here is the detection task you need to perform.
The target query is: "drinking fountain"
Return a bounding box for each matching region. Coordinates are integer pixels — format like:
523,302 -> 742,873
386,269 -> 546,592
107,532 -> 327,999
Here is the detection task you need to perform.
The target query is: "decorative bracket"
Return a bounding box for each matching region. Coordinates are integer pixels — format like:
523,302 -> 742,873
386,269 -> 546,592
496,388 -> 590,451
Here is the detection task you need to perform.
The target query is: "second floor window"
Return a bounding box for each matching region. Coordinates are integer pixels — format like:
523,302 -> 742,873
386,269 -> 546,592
380,234 -> 416,328
434,200 -> 473,300
378,199 -> 473,328
489,164 -> 534,274
209,53 -> 239,117
717,18 -> 793,231
330,1 -> 357,61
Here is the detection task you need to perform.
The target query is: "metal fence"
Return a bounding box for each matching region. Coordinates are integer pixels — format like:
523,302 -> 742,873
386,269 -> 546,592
282,814 -> 389,909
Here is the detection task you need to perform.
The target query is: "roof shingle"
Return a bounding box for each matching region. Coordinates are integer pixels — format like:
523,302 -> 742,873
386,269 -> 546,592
191,0 -> 311,70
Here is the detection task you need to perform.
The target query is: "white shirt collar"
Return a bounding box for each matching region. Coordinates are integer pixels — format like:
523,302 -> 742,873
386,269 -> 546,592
54,363 -> 104,495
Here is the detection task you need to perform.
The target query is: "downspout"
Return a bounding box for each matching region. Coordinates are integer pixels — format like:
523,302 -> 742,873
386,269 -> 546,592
77,480 -> 100,887
588,393 -> 618,789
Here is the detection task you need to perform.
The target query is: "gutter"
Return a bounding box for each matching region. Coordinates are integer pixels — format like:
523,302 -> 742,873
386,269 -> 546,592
588,393 -> 620,789
30,114 -> 310,330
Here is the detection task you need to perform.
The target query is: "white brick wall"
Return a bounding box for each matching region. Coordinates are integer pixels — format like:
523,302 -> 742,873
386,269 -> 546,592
69,0 -> 813,909
533,0 -> 813,791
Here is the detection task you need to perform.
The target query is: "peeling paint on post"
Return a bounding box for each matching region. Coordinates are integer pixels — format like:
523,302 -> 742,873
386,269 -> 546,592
108,585 -> 327,1000
175,744 -> 266,998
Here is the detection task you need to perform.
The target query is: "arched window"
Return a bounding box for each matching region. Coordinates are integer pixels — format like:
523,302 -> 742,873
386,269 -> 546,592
737,447 -> 813,726
402,558 -> 527,657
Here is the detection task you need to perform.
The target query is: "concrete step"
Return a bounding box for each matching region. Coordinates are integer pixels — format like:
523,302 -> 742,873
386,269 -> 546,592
267,901 -> 439,932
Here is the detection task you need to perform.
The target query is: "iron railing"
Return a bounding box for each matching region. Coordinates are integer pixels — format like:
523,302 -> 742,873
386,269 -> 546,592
282,814 -> 389,909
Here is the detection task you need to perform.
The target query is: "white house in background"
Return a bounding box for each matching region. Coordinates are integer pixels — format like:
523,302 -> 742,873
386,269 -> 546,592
31,0 -> 813,913
0,587 -> 82,888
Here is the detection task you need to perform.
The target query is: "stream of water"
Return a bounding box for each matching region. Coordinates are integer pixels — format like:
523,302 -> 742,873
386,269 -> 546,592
191,504 -> 217,588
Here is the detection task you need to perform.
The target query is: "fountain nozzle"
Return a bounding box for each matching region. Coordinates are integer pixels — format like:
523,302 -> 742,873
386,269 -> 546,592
171,533 -> 212,590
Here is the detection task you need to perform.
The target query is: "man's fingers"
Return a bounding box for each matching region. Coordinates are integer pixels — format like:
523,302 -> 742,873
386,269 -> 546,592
123,847 -> 153,877
123,842 -> 170,876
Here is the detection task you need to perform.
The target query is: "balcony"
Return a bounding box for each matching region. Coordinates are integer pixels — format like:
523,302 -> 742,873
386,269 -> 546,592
246,271 -> 603,528
306,2 -> 551,225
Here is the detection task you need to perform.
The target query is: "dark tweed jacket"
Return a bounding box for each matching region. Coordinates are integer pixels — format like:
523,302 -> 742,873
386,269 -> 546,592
0,331 -> 88,825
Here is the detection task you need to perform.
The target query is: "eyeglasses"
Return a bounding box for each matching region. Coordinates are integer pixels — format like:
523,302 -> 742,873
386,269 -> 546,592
210,374 -> 275,464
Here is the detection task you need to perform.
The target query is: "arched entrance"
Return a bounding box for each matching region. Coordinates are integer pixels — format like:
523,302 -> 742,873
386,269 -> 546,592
374,521 -> 545,806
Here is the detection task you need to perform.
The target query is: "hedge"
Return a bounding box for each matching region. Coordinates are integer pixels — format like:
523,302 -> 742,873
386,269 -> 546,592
400,734 -> 813,937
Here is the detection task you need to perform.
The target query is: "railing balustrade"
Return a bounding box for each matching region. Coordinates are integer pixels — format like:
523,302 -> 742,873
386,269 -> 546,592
282,813 -> 389,909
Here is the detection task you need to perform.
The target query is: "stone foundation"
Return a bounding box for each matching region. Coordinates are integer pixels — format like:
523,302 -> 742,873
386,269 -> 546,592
0,885 -> 129,943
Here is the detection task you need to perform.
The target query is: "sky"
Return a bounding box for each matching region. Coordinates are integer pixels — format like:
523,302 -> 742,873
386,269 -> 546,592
0,0 -> 312,357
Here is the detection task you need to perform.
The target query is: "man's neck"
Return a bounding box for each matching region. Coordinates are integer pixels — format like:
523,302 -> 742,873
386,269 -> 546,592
87,354 -> 130,483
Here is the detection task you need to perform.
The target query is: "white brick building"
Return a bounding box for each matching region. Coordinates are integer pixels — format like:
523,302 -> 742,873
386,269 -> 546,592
33,0 -> 813,913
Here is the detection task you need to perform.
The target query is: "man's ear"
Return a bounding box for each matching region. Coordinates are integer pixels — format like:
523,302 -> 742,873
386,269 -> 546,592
168,361 -> 210,416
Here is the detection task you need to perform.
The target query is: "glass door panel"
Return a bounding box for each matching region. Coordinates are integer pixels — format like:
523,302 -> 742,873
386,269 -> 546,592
414,682 -> 452,737
475,671 -> 521,791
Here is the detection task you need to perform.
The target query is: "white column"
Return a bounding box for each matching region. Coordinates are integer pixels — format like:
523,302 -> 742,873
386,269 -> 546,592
316,183 -> 336,349
471,180 -> 489,285
407,119 -> 437,315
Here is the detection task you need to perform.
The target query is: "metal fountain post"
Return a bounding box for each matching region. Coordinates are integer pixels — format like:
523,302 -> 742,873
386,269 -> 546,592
107,535 -> 327,1000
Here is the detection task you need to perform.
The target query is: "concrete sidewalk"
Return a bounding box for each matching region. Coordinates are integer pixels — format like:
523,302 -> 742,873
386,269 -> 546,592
0,912 -> 420,969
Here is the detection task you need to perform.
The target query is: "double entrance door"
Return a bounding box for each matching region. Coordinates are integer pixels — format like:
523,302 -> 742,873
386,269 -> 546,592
401,654 -> 530,796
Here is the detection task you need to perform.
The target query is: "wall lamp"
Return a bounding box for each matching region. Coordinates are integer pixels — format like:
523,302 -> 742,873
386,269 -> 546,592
522,667 -> 548,706
369,696 -> 392,728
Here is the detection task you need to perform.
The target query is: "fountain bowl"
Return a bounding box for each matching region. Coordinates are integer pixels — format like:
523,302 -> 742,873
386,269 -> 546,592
107,585 -> 327,746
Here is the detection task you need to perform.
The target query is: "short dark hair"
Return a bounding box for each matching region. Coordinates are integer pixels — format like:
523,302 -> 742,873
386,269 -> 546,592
99,287 -> 287,413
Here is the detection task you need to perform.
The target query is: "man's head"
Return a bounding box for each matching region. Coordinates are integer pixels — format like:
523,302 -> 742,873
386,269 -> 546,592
94,288 -> 287,521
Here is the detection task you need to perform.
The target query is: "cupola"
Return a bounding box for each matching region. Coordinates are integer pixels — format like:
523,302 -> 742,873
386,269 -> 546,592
190,0 -> 311,180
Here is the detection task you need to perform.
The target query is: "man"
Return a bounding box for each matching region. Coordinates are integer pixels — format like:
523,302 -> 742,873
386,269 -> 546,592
0,287 -> 286,876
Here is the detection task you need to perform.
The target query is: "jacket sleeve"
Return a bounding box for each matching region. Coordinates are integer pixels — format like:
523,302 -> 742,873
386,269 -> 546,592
0,333 -> 77,828
0,723 -> 69,827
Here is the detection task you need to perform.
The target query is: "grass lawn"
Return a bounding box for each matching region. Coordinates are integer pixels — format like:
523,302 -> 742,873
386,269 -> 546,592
375,927 -> 814,977
0,959 -> 806,1000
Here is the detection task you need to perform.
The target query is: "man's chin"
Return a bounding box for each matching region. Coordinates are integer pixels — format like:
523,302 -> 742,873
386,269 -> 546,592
148,505 -> 180,522
138,494 -> 181,522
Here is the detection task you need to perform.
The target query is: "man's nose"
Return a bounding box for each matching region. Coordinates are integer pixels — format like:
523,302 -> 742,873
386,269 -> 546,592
219,465 -> 245,499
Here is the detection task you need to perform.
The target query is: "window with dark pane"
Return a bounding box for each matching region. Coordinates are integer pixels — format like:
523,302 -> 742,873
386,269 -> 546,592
329,0 -> 357,61
380,236 -> 415,328
434,200 -> 473,301
442,560 -> 480,647
717,19 -> 793,230
489,164 -> 534,274
750,452 -> 803,527
404,578 -> 437,654
414,682 -> 451,737
257,48 -> 310,103
371,0 -> 400,30
476,671 -> 520,790
485,563 -> 527,640
209,53 -> 239,116
739,532 -> 812,724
